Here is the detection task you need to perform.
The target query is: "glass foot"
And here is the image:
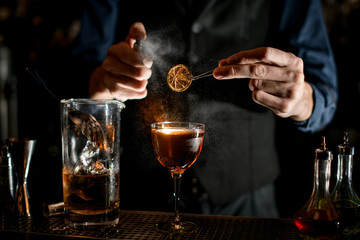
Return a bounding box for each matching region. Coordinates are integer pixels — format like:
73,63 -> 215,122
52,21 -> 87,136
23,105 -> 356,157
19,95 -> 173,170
156,221 -> 198,234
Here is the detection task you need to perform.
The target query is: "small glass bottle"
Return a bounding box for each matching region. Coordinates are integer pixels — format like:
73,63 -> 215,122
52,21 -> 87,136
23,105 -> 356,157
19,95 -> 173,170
294,136 -> 341,239
331,132 -> 360,236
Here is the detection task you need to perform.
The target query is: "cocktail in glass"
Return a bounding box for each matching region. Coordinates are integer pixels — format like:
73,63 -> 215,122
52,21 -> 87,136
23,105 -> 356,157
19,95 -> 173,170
151,122 -> 205,233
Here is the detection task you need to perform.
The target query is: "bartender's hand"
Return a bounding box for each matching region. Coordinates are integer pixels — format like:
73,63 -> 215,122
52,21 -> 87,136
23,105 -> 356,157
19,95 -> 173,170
213,47 -> 313,122
89,22 -> 152,101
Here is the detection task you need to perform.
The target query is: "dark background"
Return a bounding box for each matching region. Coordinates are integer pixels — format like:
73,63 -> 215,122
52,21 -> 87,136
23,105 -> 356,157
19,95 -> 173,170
1,0 -> 360,218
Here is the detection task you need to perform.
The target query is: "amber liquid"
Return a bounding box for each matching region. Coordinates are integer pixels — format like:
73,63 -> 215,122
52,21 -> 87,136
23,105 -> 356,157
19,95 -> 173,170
294,209 -> 341,239
62,169 -> 120,215
151,128 -> 204,175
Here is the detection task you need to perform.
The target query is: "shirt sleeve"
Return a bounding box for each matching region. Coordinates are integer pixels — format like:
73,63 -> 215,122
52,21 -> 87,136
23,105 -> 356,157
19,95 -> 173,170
72,0 -> 121,65
275,0 -> 338,133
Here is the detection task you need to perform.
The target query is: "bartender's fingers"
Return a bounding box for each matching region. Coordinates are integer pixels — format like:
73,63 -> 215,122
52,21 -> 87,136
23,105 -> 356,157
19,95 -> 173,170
104,75 -> 148,101
249,81 -> 313,120
106,42 -> 153,68
250,89 -> 295,117
248,76 -> 303,98
213,62 -> 303,82
108,87 -> 148,102
103,54 -> 152,80
103,72 -> 148,92
90,67 -> 147,101
125,22 -> 146,48
219,47 -> 298,68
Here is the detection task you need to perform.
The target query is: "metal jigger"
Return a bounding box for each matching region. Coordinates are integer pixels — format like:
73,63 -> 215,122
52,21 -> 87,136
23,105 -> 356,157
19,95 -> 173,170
6,138 -> 36,217
0,145 -> 14,217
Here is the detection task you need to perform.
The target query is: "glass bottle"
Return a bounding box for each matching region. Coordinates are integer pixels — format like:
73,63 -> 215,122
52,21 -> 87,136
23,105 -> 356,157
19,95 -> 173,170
331,132 -> 360,236
294,136 -> 341,239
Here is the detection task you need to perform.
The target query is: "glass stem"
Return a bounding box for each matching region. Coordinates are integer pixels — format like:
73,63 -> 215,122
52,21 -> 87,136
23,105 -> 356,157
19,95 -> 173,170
172,173 -> 182,229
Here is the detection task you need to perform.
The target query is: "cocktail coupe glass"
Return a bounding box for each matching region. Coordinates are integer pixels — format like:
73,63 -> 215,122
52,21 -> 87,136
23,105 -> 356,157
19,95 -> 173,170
151,122 -> 205,233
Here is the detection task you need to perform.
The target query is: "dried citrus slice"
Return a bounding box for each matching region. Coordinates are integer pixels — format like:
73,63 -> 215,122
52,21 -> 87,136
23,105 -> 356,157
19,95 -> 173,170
167,64 -> 192,92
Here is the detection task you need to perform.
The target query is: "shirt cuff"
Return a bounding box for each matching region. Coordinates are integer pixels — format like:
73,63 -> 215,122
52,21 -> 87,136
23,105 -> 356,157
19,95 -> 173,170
289,84 -> 325,133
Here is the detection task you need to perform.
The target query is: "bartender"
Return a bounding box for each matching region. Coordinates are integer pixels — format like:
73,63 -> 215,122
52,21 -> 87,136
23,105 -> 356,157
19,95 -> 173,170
70,0 -> 337,217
